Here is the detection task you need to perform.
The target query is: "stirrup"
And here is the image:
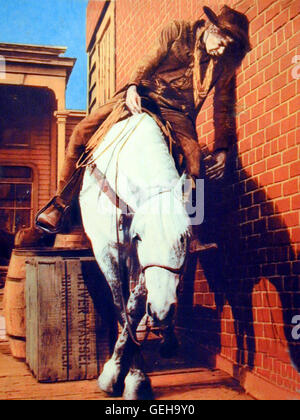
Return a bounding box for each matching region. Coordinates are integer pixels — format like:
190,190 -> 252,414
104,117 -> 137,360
35,196 -> 71,234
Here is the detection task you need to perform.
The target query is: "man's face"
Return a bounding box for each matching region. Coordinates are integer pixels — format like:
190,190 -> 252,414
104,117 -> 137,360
204,24 -> 234,57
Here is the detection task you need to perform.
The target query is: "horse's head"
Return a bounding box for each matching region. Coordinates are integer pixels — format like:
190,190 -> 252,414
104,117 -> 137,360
130,175 -> 191,327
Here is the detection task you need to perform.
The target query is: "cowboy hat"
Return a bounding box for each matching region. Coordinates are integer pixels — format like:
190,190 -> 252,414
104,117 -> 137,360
203,5 -> 251,52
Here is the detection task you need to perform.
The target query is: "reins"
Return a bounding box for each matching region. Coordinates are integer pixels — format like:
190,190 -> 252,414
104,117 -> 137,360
113,114 -> 147,347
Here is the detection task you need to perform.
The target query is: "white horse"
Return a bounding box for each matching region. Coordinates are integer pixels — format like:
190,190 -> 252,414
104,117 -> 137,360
79,112 -> 191,400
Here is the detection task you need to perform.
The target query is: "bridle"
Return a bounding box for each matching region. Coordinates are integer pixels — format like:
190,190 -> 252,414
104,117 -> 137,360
141,264 -> 183,276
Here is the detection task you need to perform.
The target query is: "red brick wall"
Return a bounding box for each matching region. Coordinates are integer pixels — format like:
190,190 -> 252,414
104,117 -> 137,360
88,0 -> 300,398
86,0 -> 107,50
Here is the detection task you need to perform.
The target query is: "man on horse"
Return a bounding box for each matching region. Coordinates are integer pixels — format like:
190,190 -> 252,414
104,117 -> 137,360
15,5 -> 250,248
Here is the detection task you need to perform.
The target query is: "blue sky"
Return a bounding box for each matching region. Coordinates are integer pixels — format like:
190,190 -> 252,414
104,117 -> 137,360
0,0 -> 89,110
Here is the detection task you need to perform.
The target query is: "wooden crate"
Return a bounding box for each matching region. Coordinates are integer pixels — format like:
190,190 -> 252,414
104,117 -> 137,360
26,253 -> 116,382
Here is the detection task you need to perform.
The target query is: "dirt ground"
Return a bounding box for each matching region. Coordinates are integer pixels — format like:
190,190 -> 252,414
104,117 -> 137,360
0,287 -> 253,401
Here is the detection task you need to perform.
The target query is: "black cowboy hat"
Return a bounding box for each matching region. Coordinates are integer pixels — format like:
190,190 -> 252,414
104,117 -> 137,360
203,5 -> 251,52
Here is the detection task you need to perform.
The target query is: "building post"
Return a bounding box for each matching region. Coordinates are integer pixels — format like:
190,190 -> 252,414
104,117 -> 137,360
55,111 -> 67,183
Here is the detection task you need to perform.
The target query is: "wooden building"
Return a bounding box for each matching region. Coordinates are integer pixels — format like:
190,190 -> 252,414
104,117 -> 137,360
0,43 -> 86,265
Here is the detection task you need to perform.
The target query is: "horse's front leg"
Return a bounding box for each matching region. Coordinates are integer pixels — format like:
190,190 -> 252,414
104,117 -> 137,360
99,280 -> 148,396
123,347 -> 153,400
122,282 -> 153,400
159,324 -> 179,358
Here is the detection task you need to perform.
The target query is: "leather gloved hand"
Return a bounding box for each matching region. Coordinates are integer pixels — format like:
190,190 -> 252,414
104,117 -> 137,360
205,150 -> 228,180
126,85 -> 142,115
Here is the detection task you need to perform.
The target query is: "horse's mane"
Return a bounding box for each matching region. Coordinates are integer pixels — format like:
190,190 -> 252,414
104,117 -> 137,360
130,189 -> 191,246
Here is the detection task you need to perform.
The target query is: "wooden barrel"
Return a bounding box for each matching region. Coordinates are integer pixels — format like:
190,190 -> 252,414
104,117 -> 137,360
0,266 -> 8,288
3,249 -> 28,359
54,227 -> 90,249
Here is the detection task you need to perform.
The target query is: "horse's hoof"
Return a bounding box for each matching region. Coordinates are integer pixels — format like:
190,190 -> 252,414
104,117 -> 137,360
159,334 -> 179,358
98,359 -> 124,396
123,369 -> 154,400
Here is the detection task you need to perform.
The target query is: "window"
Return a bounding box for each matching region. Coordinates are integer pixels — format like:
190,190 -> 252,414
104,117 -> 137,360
0,127 -> 30,148
0,85 -> 52,148
88,1 -> 115,114
0,166 -> 33,234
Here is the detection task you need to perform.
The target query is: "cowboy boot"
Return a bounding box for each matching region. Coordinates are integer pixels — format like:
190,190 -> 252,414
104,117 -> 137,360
35,196 -> 71,234
35,162 -> 84,234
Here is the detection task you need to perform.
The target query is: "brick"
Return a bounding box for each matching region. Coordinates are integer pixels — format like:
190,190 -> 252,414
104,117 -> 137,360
253,160 -> 266,176
258,21 -> 273,44
251,101 -> 264,120
248,149 -> 256,165
265,92 -> 280,112
265,2 -> 281,23
273,9 -> 289,32
278,135 -> 287,151
282,147 -> 298,163
259,111 -> 272,129
240,193 -> 253,208
238,80 -> 251,98
266,123 -> 280,141
289,96 -> 300,114
276,197 -> 291,213
292,194 -> 300,210
267,184 -> 282,199
262,38 -> 270,56
264,143 -> 271,158
291,227 -> 300,243
283,178 -> 298,196
257,0 -> 275,13
245,119 -> 258,137
265,61 -> 280,82
281,83 -> 296,103
271,139 -> 278,155
239,137 -> 252,153
280,51 -> 297,72
284,211 -> 299,227
274,165 -> 289,182
245,91 -> 257,108
287,130 -> 297,147
274,229 -> 291,245
289,33 -> 300,50
271,71 -> 287,92
290,160 -> 300,177
267,154 -> 282,170
257,308 -> 271,323
284,20 -> 293,41
281,114 -> 297,134
260,171 -> 274,186
258,81 -> 271,101
290,0 -> 300,19
272,103 -> 288,122
251,12 -> 265,35
268,215 -> 283,231
292,13 -> 300,33
256,146 -> 264,161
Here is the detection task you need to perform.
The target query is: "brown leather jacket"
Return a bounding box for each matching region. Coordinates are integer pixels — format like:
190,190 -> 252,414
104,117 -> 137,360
129,20 -> 236,140
68,19 -> 238,181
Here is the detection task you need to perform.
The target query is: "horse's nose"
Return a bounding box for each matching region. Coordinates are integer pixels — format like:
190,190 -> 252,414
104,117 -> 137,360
147,302 -> 176,325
